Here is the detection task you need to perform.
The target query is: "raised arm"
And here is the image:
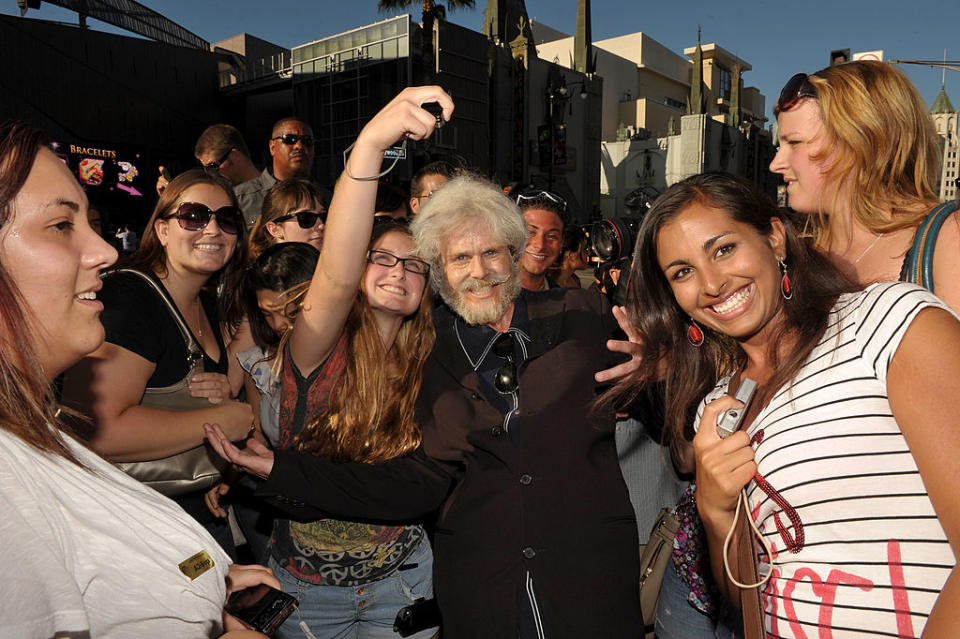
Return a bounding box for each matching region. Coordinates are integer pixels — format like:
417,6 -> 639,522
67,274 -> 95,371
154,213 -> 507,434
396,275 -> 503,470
289,87 -> 454,375
887,307 -> 960,637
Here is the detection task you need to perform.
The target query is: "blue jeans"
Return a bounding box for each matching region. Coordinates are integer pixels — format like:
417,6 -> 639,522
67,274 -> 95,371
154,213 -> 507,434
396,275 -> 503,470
655,559 -> 744,639
271,535 -> 437,639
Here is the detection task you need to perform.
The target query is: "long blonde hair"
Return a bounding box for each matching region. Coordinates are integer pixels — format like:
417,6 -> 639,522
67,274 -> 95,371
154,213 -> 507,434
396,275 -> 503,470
803,61 -> 941,246
294,223 -> 436,463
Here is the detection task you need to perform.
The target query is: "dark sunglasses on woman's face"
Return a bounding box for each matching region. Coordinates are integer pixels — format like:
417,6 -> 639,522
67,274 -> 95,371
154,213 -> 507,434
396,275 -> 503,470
164,202 -> 242,235
271,133 -> 314,146
776,73 -> 818,114
274,210 -> 326,229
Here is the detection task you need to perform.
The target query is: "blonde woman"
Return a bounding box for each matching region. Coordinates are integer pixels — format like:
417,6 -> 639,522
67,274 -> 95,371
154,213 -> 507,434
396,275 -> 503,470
770,60 -> 960,310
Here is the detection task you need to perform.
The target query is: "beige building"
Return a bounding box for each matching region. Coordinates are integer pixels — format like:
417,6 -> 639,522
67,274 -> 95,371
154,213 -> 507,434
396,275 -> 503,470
931,88 -> 958,201
681,42 -> 764,127
533,25 -> 765,141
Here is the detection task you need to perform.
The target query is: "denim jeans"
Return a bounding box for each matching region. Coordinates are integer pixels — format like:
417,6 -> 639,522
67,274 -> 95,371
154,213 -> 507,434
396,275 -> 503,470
271,535 -> 437,639
655,559 -> 744,639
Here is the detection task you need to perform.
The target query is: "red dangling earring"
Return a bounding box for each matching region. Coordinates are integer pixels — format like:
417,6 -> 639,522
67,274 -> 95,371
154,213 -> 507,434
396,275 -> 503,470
687,320 -> 704,347
779,259 -> 793,300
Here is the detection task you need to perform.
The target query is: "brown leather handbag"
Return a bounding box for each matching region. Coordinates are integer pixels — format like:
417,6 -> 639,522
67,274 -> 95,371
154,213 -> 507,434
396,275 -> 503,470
111,269 -> 227,497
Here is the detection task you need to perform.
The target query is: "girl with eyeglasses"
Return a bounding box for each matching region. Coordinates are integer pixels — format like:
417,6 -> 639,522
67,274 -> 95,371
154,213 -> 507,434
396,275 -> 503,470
0,121 -> 278,637
770,61 -> 960,312
208,87 -> 450,638
62,169 -> 254,554
248,178 -> 328,261
608,172 -> 960,638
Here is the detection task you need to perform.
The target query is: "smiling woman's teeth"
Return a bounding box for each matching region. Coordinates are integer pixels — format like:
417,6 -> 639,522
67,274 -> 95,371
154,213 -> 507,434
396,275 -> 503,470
712,286 -> 750,314
194,244 -> 221,251
76,292 -> 97,300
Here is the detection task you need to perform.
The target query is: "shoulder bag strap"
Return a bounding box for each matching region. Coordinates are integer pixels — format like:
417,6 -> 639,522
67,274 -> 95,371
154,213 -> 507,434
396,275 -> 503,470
105,268 -> 203,369
904,202 -> 958,292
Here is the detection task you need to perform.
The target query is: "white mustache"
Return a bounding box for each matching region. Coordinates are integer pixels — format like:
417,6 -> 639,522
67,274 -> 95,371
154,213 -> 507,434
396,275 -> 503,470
457,273 -> 510,294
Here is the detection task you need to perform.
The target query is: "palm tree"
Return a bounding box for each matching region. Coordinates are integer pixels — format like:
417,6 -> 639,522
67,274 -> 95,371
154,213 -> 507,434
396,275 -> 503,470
377,0 -> 475,82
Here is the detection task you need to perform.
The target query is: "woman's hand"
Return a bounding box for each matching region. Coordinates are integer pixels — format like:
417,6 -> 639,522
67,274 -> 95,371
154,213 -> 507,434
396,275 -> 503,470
692,394 -> 757,525
205,423 -> 275,479
595,305 -> 644,383
222,563 -> 282,633
190,372 -> 235,404
205,481 -> 231,518
207,401 -> 255,441
353,86 -> 455,155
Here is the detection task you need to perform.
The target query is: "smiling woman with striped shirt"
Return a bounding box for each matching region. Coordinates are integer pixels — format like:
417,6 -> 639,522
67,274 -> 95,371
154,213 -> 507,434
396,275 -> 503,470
610,172 -> 960,637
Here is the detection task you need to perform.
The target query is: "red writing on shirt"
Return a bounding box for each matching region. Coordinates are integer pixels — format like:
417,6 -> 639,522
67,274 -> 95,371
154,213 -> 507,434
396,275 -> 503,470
763,539 -> 914,637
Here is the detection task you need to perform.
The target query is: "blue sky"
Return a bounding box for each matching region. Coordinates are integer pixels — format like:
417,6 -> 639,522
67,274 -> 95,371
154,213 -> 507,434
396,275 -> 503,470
5,0 -> 958,124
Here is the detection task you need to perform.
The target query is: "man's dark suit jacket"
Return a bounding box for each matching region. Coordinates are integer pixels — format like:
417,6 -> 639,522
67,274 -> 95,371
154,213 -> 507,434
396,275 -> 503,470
258,287 -> 643,638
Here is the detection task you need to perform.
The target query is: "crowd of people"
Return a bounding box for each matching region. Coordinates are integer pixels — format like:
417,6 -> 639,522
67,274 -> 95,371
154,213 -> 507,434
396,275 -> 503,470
0,59 -> 957,639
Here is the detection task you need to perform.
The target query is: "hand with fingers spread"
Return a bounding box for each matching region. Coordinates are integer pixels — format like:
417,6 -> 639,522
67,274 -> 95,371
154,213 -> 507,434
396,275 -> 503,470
595,305 -> 645,383
190,372 -> 235,404
204,422 -> 275,479
692,394 -> 757,528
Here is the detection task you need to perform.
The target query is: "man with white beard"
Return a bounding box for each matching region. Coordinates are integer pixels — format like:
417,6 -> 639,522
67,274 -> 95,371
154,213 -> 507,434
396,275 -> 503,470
211,175 -> 644,639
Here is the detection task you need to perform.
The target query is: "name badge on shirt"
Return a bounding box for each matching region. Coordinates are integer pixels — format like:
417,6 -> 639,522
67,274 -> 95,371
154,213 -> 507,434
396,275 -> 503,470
179,550 -> 215,580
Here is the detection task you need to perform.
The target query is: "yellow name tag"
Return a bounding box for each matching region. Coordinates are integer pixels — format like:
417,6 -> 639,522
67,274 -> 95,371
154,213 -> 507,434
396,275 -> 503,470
178,550 -> 215,580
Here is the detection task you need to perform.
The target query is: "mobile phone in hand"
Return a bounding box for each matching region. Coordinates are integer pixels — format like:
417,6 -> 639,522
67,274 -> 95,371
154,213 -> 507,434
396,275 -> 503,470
716,378 -> 757,438
225,584 -> 298,636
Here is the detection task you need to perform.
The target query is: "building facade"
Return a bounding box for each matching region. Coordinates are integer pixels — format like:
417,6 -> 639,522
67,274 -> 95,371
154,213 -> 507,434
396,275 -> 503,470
931,88 -> 958,202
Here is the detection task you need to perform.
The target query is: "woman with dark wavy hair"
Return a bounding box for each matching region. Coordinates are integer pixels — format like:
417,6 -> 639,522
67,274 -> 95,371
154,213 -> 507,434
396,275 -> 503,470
609,172 -> 960,637
62,168 -> 254,553
0,120 -> 276,638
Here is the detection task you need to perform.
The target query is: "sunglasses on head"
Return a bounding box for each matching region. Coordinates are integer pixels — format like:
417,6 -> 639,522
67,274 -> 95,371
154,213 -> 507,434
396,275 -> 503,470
492,332 -> 518,395
514,187 -> 567,212
164,202 -> 242,235
366,249 -> 430,275
271,133 -> 314,146
201,147 -> 232,171
274,210 -> 326,229
776,73 -> 818,114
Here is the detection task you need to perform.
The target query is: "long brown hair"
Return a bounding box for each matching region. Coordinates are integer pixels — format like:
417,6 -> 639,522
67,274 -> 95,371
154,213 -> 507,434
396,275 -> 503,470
121,169 -> 248,329
0,121 -> 86,464
603,173 -> 858,466
295,222 -> 436,463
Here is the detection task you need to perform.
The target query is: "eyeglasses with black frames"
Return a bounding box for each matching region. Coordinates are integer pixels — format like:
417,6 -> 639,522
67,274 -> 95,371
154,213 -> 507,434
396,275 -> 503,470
492,332 -> 518,395
163,202 -> 242,235
775,73 -> 818,115
271,133 -> 314,147
274,210 -> 326,229
366,249 -> 430,275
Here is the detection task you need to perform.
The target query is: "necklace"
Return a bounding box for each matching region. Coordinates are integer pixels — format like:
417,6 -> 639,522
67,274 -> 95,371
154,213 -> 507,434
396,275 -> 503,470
194,298 -> 204,338
853,233 -> 886,264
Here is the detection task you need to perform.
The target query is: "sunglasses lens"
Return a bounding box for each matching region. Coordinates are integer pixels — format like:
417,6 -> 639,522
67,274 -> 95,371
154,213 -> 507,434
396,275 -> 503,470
177,203 -> 210,231
214,207 -> 241,234
295,212 -> 325,229
281,134 -> 314,146
777,73 -> 811,112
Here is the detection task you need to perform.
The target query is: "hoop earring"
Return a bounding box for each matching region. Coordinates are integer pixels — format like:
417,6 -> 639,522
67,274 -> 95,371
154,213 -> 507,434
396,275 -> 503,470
687,319 -> 704,347
779,259 -> 793,300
